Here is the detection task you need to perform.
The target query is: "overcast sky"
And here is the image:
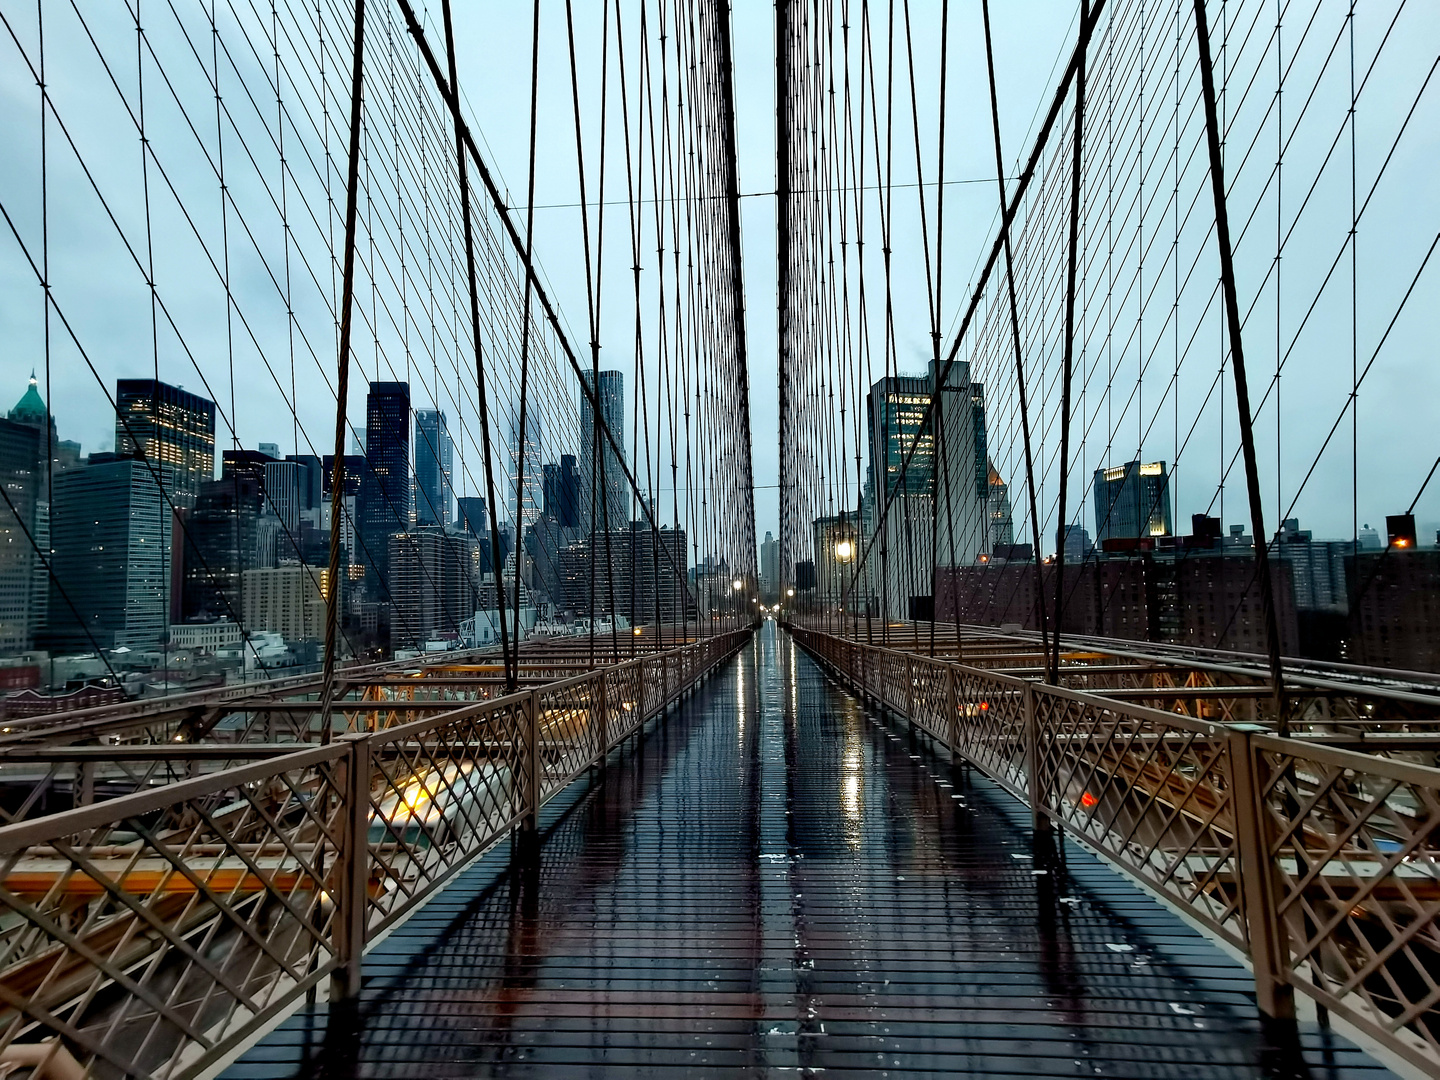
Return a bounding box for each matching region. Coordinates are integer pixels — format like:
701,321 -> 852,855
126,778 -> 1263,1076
2,1 -> 1435,552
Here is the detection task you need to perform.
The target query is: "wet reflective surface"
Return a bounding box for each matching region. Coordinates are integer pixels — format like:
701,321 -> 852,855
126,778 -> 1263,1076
227,623 -> 1394,1078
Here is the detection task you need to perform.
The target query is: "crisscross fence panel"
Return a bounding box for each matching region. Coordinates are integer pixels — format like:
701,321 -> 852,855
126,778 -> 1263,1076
0,631 -> 747,1079
793,625 -> 1440,1077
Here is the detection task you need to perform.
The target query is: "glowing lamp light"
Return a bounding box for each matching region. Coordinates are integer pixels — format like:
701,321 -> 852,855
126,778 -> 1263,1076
732,578 -> 743,591
835,539 -> 854,560
787,588 -> 795,597
1080,791 -> 1099,809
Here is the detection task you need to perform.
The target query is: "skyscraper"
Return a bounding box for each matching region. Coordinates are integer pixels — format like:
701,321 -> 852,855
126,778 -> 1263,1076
456,496 -> 488,538
180,475 -> 260,623
1093,460 -> 1174,545
867,374 -> 936,500
358,382 -> 411,596
0,417 -> 40,653
987,463 -> 1014,550
926,359 -> 987,568
414,409 -> 453,527
760,530 -> 779,599
389,530 -> 479,648
114,379 -> 216,507
263,459 -> 302,534
866,374 -> 938,617
543,454 -> 580,528
47,458 -> 173,650
579,370 -> 628,530
509,406 -> 544,532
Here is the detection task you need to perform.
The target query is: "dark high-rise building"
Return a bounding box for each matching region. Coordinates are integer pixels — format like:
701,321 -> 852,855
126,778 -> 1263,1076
456,496 -> 488,538
47,458 -> 173,650
115,379 -> 215,507
221,449 -> 274,509
358,382 -> 411,595
179,475 -> 260,623
1093,460 -> 1174,545
322,455 -> 365,498
867,375 -> 935,499
415,409 -> 452,527
579,370 -> 627,530
544,454 -> 580,528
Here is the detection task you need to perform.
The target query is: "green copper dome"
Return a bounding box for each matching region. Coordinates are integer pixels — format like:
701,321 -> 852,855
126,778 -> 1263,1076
10,372 -> 46,422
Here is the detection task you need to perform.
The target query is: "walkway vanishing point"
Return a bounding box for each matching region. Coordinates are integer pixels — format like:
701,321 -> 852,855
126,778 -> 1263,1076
224,623 -> 1396,1079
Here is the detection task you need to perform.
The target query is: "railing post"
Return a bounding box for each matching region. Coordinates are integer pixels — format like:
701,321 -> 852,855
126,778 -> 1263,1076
331,732 -> 371,1001
905,654 -> 916,722
522,691 -> 540,834
1024,684 -> 1051,834
1228,728 -> 1295,1019
945,665 -> 960,760
596,671 -> 609,763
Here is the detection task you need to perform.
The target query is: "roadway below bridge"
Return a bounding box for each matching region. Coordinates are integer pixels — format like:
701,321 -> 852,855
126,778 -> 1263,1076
226,621 -> 1394,1078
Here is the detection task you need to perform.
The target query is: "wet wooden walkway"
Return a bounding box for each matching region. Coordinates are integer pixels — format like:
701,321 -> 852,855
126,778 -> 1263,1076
226,622 -> 1396,1078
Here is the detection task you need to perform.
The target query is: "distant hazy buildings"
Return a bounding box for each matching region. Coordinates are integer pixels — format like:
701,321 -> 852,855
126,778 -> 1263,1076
114,379 -> 216,507
760,530 -> 779,599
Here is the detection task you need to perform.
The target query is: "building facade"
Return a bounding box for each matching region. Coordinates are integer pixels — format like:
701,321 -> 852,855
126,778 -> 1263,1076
415,409 -> 453,527
388,530 -> 478,648
0,418 -> 40,653
579,370 -> 628,531
508,407 -> 544,533
179,474 -> 261,623
114,379 -> 216,507
169,620 -> 243,651
242,565 -> 327,641
358,382 -> 412,597
1092,460 -> 1174,545
47,457 -> 174,650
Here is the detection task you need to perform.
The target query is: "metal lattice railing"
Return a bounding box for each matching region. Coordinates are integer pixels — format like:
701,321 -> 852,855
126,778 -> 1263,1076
793,625 -> 1440,1078
0,631 -> 747,1080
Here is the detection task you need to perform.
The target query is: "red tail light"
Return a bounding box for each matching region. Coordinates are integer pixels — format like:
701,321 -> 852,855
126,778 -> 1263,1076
1080,791 -> 1098,809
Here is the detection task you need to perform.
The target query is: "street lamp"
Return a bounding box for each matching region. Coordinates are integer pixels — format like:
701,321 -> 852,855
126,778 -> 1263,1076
731,578 -> 742,591
835,539 -> 854,561
787,588 -> 794,597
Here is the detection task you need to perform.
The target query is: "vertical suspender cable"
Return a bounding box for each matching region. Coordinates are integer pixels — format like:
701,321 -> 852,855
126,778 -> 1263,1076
1050,0 -> 1088,684
980,0 -> 1050,669
439,0 -> 513,690
1192,0 -> 1286,728
320,0 -> 368,740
